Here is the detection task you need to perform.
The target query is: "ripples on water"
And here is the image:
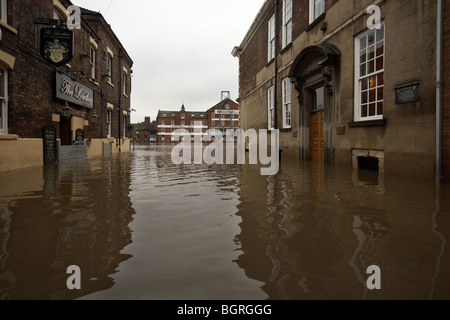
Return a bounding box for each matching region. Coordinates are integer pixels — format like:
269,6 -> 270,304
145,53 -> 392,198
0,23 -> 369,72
0,145 -> 449,300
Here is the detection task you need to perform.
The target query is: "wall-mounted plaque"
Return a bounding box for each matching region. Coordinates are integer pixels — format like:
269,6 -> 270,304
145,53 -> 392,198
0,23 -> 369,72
395,82 -> 420,104
43,127 -> 57,164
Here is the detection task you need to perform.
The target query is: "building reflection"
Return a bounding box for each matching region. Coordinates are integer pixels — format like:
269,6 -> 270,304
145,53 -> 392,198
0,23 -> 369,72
0,155 -> 135,300
234,159 -> 450,300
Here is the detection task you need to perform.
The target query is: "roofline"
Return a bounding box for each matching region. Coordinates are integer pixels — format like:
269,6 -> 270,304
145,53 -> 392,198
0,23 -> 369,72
80,8 -> 133,64
238,0 -> 274,52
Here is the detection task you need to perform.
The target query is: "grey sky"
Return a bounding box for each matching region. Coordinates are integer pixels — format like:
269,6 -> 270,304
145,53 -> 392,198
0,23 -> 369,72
73,0 -> 265,123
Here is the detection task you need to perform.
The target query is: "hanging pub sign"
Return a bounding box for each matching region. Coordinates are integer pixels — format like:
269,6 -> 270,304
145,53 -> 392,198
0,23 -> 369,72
41,28 -> 74,67
56,71 -> 94,109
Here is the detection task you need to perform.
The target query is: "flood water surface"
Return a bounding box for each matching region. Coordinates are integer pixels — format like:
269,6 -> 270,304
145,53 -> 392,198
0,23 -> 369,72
0,145 -> 449,300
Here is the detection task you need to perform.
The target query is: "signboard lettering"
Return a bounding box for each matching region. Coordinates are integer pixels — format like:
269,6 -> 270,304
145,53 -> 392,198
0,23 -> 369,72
43,127 -> 57,164
56,72 -> 94,109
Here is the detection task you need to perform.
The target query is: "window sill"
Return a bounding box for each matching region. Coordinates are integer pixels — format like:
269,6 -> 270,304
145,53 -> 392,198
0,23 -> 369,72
107,81 -> 115,88
280,128 -> 292,133
89,79 -> 100,86
280,43 -> 292,55
0,134 -> 19,140
266,58 -> 275,68
123,93 -> 129,98
0,20 -> 18,34
349,119 -> 387,128
306,12 -> 326,32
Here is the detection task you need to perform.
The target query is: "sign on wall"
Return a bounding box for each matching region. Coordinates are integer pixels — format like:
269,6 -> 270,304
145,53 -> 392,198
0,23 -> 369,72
41,28 -> 74,67
56,72 -> 94,109
215,110 -> 239,115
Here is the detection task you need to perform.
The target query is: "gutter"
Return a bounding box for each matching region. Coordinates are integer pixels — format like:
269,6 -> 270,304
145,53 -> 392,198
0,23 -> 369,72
274,0 -> 279,129
436,0 -> 444,180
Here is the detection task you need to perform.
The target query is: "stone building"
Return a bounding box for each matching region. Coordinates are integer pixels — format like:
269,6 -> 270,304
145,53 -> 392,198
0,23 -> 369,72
0,0 -> 133,172
233,0 -> 443,180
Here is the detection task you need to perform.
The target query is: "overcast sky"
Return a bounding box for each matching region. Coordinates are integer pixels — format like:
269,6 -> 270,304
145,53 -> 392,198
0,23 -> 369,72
72,0 -> 265,123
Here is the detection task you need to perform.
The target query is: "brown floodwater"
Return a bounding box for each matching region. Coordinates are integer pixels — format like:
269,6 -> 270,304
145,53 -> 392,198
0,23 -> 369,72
0,144 -> 449,300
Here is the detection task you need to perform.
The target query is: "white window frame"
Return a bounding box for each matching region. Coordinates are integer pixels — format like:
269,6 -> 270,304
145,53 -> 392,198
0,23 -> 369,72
122,72 -> 127,96
268,14 -> 276,62
107,110 -> 112,138
1,0 -> 7,23
90,46 -> 96,80
0,70 -> 8,134
282,0 -> 292,49
107,54 -> 112,83
268,86 -> 275,130
282,78 -> 292,129
354,24 -> 385,122
309,0 -> 325,24
123,115 -> 127,138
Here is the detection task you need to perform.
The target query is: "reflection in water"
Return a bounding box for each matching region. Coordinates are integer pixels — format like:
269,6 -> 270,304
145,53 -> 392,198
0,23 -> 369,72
235,158 -> 450,300
0,156 -> 135,300
0,145 -> 449,300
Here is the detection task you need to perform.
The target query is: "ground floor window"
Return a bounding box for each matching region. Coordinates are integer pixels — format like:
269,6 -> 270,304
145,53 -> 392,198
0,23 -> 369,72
0,70 -> 8,134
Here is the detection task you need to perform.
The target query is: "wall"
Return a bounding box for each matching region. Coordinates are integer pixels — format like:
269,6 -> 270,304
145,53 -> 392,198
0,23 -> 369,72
0,137 -> 43,173
444,0 -> 450,180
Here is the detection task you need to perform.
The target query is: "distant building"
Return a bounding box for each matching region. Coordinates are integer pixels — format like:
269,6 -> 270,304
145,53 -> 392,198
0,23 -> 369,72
157,105 -> 208,144
233,0 -> 443,180
0,0 -> 133,172
132,117 -> 157,143
156,96 -> 240,144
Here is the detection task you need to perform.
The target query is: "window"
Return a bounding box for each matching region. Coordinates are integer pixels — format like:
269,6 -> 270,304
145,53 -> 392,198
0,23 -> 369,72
268,86 -> 275,130
107,54 -> 112,83
123,115 -> 127,138
162,128 -> 165,133
212,121 -> 215,127
312,87 -> 324,111
309,0 -> 325,24
0,70 -> 7,134
122,72 -> 128,95
282,0 -> 292,49
268,14 -> 276,62
107,110 -> 112,138
181,120 -> 185,126
0,0 -> 7,23
90,46 -> 96,80
161,120 -> 165,125
221,121 -> 225,127
171,120 -> 175,126
161,136 -> 165,141
181,113 -> 185,119
354,24 -> 385,121
282,78 -> 292,129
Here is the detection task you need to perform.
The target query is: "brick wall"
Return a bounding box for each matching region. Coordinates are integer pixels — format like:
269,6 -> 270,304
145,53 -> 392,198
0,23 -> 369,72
444,0 -> 450,180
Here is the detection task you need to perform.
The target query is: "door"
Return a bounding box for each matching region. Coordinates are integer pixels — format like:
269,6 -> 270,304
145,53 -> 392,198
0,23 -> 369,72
60,117 -> 72,146
310,86 -> 324,163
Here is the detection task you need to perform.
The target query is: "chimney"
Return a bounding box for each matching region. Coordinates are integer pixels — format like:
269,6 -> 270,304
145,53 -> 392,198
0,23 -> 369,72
145,117 -> 151,123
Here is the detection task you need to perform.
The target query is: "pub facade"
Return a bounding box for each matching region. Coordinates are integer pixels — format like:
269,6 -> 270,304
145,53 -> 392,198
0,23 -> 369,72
0,0 -> 133,172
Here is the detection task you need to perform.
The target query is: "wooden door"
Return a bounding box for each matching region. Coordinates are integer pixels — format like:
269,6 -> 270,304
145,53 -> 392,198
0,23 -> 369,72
310,111 -> 324,162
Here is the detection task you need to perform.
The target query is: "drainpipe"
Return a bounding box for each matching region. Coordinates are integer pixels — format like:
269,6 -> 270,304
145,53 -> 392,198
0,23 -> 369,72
274,0 -> 279,129
436,0 -> 444,180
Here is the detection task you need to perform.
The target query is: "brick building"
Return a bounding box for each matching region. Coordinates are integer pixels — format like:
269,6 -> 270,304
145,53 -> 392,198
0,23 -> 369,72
156,96 -> 240,144
0,0 -> 133,172
132,117 -> 157,143
444,0 -> 450,181
233,0 -> 442,180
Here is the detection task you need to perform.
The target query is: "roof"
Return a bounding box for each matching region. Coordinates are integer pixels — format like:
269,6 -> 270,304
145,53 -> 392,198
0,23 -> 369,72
207,98 -> 238,113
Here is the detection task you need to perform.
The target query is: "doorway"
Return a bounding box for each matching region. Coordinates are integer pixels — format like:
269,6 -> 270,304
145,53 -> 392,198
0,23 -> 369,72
60,117 -> 72,146
309,86 -> 324,163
